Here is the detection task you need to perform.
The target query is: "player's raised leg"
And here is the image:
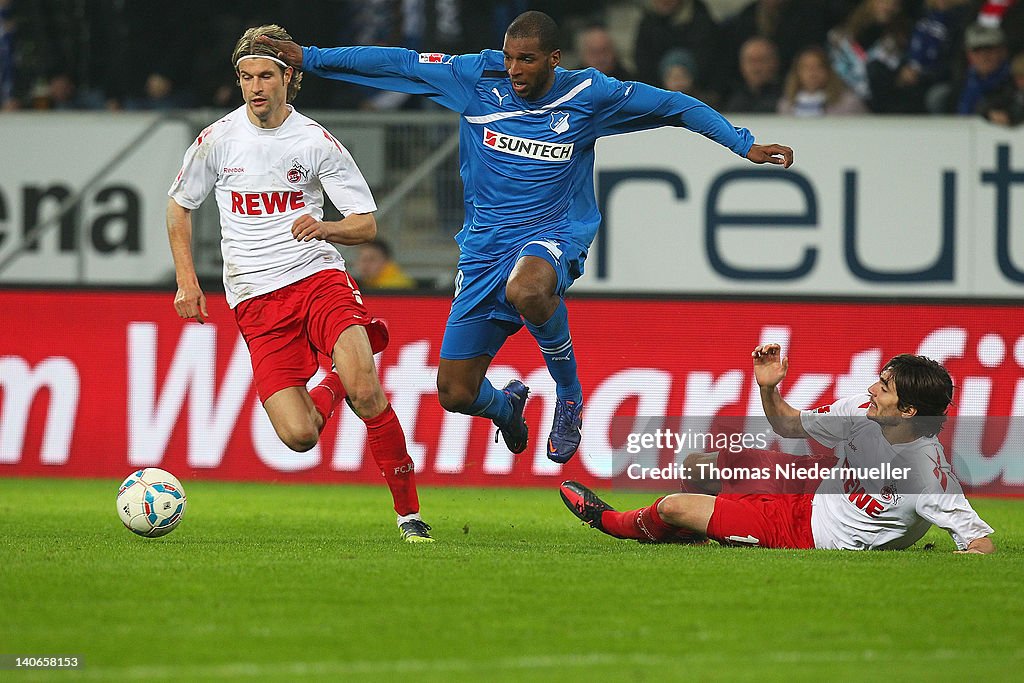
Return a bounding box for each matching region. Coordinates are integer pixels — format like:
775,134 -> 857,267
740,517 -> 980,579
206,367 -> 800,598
261,369 -> 346,450
263,387 -> 328,452
436,313 -> 532,456
333,324 -> 432,542
507,253 -> 583,463
437,357 -> 530,454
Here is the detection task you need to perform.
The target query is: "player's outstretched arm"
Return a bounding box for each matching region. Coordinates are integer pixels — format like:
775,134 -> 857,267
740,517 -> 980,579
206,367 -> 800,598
747,143 -> 794,168
753,343 -> 806,438
255,35 -> 304,69
291,212 -> 377,246
955,537 -> 996,554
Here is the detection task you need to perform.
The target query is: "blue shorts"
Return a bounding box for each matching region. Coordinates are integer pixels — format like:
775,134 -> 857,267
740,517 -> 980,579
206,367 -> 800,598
440,238 -> 586,360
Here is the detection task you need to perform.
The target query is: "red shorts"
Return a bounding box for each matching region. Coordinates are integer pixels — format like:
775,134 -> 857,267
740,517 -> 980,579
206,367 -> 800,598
234,269 -> 389,402
706,492 -> 815,549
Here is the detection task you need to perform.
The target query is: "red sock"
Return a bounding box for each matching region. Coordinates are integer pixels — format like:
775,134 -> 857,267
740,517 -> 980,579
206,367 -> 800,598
363,404 -> 419,516
309,371 -> 346,432
600,497 -> 676,542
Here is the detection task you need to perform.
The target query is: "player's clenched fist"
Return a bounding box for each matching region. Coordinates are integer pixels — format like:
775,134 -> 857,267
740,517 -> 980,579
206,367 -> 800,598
292,214 -> 328,242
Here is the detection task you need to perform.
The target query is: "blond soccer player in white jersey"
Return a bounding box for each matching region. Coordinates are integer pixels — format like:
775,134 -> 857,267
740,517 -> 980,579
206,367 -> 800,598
166,24 -> 433,543
560,346 -> 996,554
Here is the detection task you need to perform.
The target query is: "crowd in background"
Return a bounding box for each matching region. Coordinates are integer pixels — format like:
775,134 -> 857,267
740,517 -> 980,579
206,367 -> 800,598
0,0 -> 1021,125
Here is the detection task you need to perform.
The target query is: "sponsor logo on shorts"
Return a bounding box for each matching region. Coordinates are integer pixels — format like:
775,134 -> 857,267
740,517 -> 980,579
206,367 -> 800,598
482,127 -> 573,162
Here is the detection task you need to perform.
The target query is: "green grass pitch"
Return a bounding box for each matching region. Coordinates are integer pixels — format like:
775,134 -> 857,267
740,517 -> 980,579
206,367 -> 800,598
2,477 -> 1023,681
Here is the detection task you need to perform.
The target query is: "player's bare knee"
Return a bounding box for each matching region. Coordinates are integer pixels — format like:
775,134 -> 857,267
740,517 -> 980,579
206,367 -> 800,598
278,425 -> 319,452
505,278 -> 548,315
657,494 -> 703,530
437,380 -> 475,413
657,494 -> 686,524
346,381 -> 387,418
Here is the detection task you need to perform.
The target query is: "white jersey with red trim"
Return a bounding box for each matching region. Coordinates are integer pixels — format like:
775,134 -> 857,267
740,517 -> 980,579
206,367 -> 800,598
168,104 -> 376,308
801,394 -> 993,550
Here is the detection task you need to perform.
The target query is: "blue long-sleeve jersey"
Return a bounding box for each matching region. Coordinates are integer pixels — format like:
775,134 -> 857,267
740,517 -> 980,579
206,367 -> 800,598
302,46 -> 755,261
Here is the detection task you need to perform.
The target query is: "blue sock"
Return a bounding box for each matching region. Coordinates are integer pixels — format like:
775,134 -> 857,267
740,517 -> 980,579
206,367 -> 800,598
466,378 -> 513,425
525,300 -> 583,402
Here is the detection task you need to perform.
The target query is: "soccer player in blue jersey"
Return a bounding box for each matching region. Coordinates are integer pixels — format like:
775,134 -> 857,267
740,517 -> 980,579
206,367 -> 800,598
258,12 -> 793,464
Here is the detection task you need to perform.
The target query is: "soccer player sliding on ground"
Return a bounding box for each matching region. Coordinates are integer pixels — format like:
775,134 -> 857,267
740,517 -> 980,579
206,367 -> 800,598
561,345 -> 996,553
258,11 -> 794,464
167,24 -> 432,542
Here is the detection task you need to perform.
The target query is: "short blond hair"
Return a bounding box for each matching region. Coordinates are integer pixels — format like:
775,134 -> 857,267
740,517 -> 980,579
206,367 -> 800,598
232,24 -> 302,102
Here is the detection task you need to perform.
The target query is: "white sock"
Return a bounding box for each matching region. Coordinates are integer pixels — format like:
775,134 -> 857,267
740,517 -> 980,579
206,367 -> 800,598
397,512 -> 422,527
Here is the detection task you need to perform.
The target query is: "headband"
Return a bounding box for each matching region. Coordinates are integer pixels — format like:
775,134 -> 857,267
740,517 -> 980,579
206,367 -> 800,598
235,54 -> 290,69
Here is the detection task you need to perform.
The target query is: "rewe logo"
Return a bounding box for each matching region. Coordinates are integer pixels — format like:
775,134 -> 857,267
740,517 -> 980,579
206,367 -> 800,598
843,473 -> 885,518
230,191 -> 305,215
482,127 -> 573,162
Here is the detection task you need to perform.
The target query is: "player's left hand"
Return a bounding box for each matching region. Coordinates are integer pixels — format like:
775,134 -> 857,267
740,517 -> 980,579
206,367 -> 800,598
292,214 -> 329,241
747,143 -> 794,168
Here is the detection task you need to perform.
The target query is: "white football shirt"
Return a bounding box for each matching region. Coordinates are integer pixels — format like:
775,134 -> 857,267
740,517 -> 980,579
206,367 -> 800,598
168,104 -> 377,307
801,394 -> 994,551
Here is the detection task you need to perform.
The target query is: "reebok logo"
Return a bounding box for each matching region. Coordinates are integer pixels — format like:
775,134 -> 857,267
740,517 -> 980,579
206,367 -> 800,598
482,127 -> 573,162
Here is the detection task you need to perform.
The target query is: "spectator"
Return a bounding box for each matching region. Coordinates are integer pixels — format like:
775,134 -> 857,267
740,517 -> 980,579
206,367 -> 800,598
980,49 -> 1024,124
659,47 -> 717,105
124,71 -> 196,110
899,0 -> 973,92
633,0 -> 719,96
725,36 -> 783,112
778,45 -> 868,115
38,71 -> 107,110
721,0 -> 843,88
828,0 -> 914,108
576,23 -> 634,81
356,239 -> 416,289
971,0 -> 1023,57
951,22 -> 1011,113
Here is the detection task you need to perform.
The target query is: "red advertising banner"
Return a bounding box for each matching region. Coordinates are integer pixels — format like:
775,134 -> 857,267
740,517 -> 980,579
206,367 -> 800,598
2,291 -> 1022,491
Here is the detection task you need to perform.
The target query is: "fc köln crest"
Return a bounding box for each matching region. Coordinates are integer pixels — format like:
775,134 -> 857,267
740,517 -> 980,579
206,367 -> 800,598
287,159 -> 310,184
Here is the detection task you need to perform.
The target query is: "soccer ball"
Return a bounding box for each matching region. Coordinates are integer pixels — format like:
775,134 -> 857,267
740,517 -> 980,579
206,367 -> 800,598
116,468 -> 187,537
